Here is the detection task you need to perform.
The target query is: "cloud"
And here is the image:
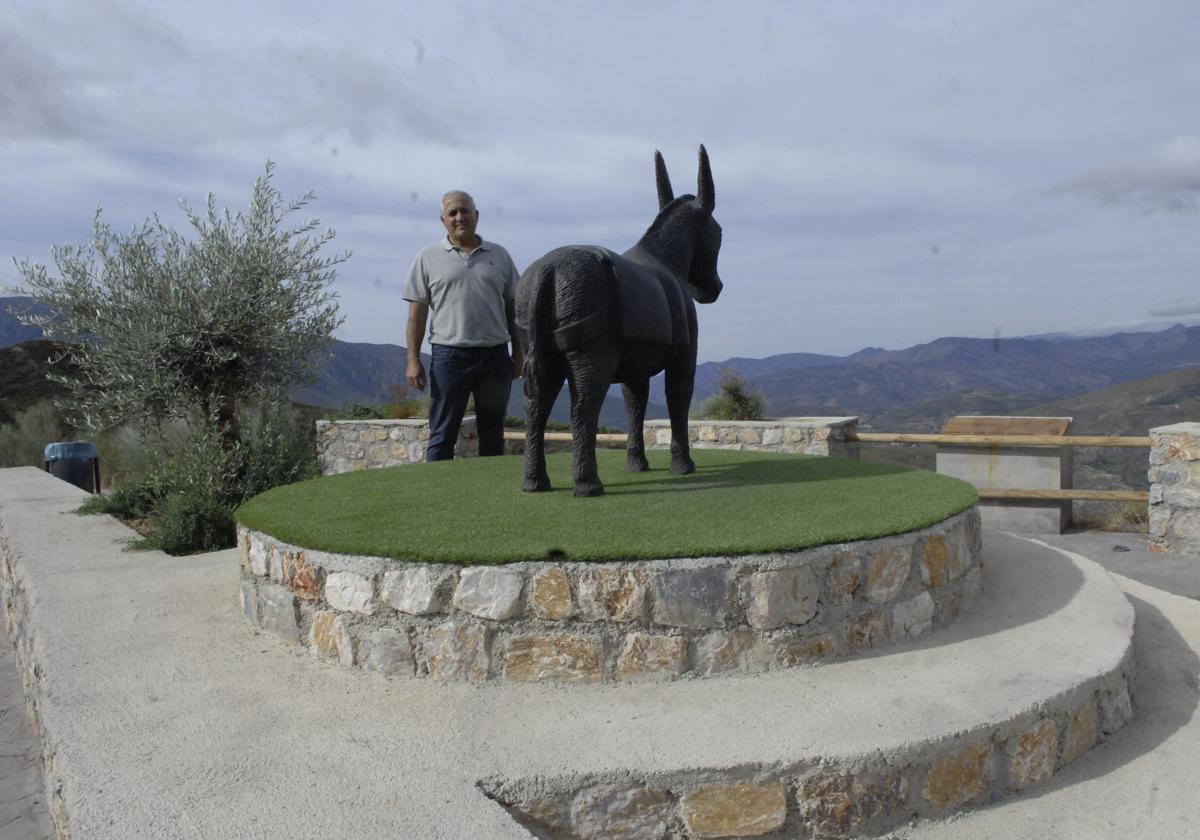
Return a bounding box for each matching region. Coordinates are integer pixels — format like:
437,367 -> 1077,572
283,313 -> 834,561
0,2 -> 470,148
1049,135 -> 1200,213
1148,300 -> 1200,318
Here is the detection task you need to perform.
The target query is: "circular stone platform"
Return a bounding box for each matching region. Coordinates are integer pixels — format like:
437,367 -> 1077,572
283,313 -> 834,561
235,451 -> 982,683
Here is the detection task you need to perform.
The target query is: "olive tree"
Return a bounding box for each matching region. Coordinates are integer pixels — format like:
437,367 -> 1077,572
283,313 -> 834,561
14,163 -> 347,450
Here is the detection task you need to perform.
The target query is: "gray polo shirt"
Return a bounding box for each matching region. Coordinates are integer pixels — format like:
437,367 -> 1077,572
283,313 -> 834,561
403,236 -> 519,347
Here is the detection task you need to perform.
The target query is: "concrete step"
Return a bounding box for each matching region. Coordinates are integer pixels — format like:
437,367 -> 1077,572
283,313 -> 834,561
0,468 -> 1135,839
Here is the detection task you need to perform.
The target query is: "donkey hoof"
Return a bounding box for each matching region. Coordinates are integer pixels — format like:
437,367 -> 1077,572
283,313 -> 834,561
624,456 -> 650,473
670,458 -> 696,475
573,482 -> 605,497
523,477 -> 552,492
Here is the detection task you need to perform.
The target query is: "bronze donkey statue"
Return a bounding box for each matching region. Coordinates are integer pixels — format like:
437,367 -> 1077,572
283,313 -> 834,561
516,145 -> 723,496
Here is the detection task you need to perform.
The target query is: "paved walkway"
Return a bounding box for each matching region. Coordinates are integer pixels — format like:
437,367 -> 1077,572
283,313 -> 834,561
901,532 -> 1200,840
2,468 -> 1197,839
0,629 -> 52,840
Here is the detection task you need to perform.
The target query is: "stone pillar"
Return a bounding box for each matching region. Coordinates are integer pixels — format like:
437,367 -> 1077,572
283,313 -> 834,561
642,417 -> 860,458
1148,422 -> 1200,554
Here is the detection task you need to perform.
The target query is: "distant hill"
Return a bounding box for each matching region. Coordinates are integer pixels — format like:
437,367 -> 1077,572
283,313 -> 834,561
6,293 -> 1200,435
0,340 -> 77,425
0,297 -> 49,347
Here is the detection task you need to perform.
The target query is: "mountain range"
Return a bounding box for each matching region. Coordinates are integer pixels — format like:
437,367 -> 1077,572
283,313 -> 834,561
5,295 -> 1200,443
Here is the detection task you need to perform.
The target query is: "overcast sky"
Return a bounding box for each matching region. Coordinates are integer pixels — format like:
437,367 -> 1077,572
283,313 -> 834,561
3,0 -> 1199,362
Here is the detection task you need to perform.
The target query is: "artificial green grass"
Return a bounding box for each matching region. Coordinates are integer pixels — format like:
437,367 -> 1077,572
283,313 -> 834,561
235,449 -> 977,564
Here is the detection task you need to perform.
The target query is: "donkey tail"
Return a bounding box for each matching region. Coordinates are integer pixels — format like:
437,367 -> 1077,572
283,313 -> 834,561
521,262 -> 554,399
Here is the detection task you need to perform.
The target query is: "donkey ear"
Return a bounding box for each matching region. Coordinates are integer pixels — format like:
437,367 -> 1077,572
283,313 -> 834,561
696,144 -> 715,214
655,150 -> 674,210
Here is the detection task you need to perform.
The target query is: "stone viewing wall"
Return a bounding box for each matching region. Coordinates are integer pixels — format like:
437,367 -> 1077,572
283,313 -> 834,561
315,418 -> 478,474
484,651 -> 1134,839
316,417 -> 861,476
237,508 -> 981,684
642,416 -> 860,458
1149,422 -> 1200,554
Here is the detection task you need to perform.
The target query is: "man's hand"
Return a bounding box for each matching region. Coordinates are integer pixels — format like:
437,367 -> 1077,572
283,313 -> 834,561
407,358 -> 427,391
511,348 -> 524,380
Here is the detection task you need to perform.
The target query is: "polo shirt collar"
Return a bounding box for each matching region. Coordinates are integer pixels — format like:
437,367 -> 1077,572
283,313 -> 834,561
442,236 -> 491,253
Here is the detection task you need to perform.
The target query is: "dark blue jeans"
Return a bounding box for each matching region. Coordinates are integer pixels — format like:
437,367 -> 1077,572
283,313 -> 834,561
427,343 -> 512,461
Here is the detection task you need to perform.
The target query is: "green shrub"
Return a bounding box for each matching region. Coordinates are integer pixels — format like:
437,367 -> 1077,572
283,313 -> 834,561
0,400 -> 71,468
697,369 -> 766,421
82,400 -> 319,554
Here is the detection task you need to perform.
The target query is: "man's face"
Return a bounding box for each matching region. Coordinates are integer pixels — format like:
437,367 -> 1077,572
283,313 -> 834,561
441,194 -> 479,244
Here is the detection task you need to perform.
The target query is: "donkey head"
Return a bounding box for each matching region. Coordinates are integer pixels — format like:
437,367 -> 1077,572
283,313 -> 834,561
655,145 -> 723,304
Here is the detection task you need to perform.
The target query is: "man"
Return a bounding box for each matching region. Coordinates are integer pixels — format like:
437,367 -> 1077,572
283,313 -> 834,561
404,191 -> 523,461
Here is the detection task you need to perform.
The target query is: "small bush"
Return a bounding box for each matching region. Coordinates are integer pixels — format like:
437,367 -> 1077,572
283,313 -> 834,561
83,400 -> 319,554
697,369 -> 766,421
0,400 -> 71,468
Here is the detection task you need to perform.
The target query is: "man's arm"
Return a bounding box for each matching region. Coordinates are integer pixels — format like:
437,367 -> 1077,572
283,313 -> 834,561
505,298 -> 524,380
406,301 -> 429,390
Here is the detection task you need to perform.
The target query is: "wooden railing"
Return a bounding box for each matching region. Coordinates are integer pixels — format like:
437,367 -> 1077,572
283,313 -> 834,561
846,431 -> 1151,503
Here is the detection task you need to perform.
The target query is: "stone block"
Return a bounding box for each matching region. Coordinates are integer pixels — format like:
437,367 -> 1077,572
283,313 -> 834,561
616,633 -> 687,681
923,742 -> 991,809
652,567 -> 729,629
866,546 -> 913,604
1006,719 -> 1056,789
799,770 -> 906,837
773,633 -> 839,666
530,567 -> 575,620
239,577 -> 258,623
693,628 -> 776,675
738,427 -> 762,445
237,529 -> 251,571
1099,683 -> 1133,735
680,781 -> 787,837
921,535 -> 948,588
761,427 -> 783,446
383,566 -> 454,615
452,567 -> 524,620
287,555 -> 323,601
578,566 -> 646,622
504,634 -> 603,684
893,592 -> 935,639
1060,700 -> 1099,766
746,567 -> 818,630
571,785 -> 672,840
362,627 -> 414,677
325,571 -> 377,615
259,584 -> 300,643
846,608 -> 891,653
249,538 -> 270,576
426,621 -> 490,681
510,794 -> 573,838
826,550 -> 861,605
310,610 -> 354,666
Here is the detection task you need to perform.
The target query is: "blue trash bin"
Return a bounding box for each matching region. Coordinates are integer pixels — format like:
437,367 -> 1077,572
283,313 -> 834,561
44,441 -> 101,493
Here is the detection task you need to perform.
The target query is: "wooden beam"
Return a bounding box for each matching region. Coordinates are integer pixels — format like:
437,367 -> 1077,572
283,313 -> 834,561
502,431 -> 627,444
977,488 -> 1148,502
848,432 -> 1152,448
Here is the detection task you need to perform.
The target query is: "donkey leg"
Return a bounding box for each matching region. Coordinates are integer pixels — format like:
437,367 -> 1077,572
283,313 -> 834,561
523,369 -> 564,493
664,363 -> 696,475
621,379 -> 651,472
567,362 -> 607,497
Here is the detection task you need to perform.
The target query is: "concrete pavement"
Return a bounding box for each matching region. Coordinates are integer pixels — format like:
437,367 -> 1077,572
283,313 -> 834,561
2,467 -> 1197,839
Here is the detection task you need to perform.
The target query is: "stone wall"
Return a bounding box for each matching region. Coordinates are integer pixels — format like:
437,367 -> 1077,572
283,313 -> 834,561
237,507 -> 981,684
485,650 -> 1134,839
315,418 -> 478,474
316,417 -> 861,477
1149,422 -> 1200,554
643,416 -> 860,458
